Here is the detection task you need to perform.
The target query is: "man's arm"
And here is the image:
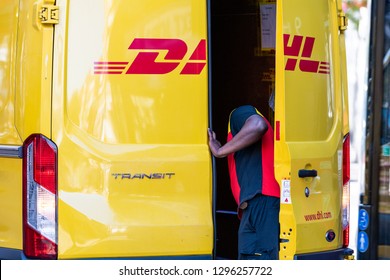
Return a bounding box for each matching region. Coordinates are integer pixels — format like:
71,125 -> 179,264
208,114 -> 268,158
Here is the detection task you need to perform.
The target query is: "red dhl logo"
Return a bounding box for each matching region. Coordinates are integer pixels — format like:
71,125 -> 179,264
284,34 -> 330,74
94,35 -> 329,75
94,38 -> 206,75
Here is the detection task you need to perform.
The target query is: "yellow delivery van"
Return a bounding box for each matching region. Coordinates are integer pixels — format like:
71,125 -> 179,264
0,0 -> 352,260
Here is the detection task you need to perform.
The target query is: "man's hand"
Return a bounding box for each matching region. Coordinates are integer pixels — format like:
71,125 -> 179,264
207,114 -> 267,159
207,128 -> 224,158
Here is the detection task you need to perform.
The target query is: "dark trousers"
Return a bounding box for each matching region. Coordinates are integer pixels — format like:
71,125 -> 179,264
238,194 -> 280,260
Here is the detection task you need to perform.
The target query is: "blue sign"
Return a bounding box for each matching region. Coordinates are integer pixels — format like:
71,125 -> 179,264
358,209 -> 369,230
358,231 -> 369,253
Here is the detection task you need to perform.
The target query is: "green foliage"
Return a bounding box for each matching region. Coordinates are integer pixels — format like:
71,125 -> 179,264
343,0 -> 367,29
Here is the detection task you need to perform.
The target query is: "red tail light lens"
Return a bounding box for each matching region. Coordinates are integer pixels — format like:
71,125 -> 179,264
343,134 -> 350,186
342,134 -> 350,247
23,134 -> 58,259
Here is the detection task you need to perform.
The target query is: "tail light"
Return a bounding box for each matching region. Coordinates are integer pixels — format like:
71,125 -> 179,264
23,134 -> 58,259
342,133 -> 350,247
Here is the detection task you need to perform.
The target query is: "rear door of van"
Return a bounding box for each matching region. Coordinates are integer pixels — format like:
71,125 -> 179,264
0,0 -> 55,259
51,0 -> 212,259
275,0 -> 351,259
0,0 -> 23,257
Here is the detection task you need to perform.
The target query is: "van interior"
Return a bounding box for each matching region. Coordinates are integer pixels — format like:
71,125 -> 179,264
210,0 -> 276,259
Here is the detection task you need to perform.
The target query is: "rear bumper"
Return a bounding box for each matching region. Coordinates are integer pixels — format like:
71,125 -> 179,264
0,247 -> 212,260
0,247 -> 23,260
294,248 -> 354,260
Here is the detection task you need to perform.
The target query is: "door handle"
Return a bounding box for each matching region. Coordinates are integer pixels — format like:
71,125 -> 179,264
298,169 -> 318,178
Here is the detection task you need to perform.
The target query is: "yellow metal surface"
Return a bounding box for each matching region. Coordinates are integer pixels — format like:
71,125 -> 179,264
0,0 -> 22,252
0,0 -> 22,145
1,0 -> 350,260
0,158 -> 22,251
275,0 -> 347,259
52,0 -> 212,258
0,0 -> 55,254
336,0 -> 350,137
14,0 -> 54,140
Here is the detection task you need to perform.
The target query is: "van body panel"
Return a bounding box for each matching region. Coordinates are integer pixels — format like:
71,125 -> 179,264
275,0 -> 346,259
1,0 -> 56,253
0,1 -> 21,145
62,0 -> 208,145
0,0 -> 351,260
0,157 -> 22,250
52,0 -> 212,259
0,0 -> 22,253
337,0 -> 350,137
0,0 -> 48,252
15,0 -> 54,139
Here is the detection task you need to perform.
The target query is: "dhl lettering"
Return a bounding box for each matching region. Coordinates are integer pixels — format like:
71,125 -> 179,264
284,34 -> 330,75
127,38 -> 186,74
304,211 -> 332,222
94,38 -> 206,75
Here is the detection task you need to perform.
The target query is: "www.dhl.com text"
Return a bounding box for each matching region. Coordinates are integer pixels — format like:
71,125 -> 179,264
304,210 -> 332,221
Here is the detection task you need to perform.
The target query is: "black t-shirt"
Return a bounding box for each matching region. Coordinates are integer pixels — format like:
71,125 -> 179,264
229,105 -> 264,202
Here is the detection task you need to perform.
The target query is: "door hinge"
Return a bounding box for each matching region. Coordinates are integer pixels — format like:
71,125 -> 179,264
338,12 -> 348,31
39,4 -> 59,24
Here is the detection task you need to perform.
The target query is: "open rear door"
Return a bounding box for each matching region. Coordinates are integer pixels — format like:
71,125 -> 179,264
275,0 -> 350,259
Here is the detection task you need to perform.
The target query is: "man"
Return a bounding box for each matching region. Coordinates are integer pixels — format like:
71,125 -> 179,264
208,105 -> 280,260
